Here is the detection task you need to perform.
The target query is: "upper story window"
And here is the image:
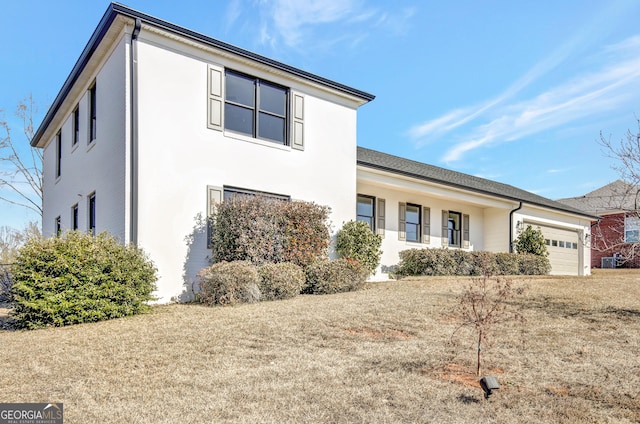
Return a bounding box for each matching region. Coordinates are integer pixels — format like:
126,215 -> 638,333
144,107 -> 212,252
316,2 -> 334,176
55,131 -> 62,178
72,105 -> 80,146
89,83 -> 97,143
224,71 -> 288,145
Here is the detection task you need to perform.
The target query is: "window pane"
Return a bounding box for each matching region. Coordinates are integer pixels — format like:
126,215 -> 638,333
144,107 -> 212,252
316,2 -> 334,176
260,83 -> 286,116
406,204 -> 420,242
406,205 -> 419,224
357,197 -> 373,217
225,104 -> 254,136
406,223 -> 419,242
356,216 -> 373,229
226,73 -> 255,107
258,113 -> 285,143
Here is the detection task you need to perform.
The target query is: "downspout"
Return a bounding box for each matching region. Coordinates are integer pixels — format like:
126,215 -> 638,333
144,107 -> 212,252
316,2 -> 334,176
129,18 -> 141,244
509,202 -> 523,253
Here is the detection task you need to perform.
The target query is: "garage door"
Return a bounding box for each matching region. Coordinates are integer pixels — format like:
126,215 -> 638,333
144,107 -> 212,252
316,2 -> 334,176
526,223 -> 580,275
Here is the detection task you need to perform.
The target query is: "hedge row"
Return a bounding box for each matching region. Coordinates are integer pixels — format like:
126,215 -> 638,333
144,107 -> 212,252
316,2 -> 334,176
197,259 -> 368,306
396,248 -> 551,277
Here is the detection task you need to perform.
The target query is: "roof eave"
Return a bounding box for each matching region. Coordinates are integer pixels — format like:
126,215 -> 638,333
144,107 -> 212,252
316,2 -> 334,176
357,161 -> 599,221
32,2 -> 375,147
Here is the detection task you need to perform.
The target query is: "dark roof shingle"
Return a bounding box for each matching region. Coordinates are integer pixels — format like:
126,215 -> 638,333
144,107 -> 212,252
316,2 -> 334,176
357,147 -> 596,219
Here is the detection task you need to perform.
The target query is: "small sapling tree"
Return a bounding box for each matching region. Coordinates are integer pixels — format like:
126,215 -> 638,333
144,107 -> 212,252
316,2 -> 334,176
451,272 -> 526,376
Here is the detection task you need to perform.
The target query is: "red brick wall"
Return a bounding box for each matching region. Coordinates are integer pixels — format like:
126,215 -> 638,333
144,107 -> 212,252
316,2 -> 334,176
591,213 -> 640,268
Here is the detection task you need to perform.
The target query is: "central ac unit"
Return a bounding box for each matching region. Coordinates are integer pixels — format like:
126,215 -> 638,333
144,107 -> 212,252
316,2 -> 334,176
601,257 -> 616,269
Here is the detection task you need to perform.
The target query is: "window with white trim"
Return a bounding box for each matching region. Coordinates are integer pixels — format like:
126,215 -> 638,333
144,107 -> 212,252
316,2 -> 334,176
89,82 -> 97,143
71,203 -> 79,231
88,192 -> 96,235
55,131 -> 62,178
72,105 -> 80,146
625,215 -> 640,243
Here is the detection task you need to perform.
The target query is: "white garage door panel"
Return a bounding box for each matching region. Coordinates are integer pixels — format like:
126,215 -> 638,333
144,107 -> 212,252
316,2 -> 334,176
527,223 -> 579,275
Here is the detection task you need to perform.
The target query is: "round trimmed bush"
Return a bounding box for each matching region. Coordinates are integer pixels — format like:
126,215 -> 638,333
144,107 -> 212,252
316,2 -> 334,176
258,262 -> 305,301
197,261 -> 261,306
304,258 -> 368,295
10,231 -> 157,329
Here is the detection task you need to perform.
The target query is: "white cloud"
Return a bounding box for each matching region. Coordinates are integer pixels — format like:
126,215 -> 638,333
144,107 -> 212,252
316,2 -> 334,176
248,0 -> 414,50
269,0 -> 365,47
411,34 -> 640,163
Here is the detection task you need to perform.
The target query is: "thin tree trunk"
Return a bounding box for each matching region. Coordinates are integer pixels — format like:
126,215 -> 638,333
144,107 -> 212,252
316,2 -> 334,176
476,329 -> 482,376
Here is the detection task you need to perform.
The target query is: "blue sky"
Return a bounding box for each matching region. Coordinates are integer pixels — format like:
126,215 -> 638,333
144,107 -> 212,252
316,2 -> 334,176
2,0 -> 640,229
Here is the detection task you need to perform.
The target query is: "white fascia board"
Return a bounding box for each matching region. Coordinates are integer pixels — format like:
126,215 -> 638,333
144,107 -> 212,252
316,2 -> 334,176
357,167 -> 516,209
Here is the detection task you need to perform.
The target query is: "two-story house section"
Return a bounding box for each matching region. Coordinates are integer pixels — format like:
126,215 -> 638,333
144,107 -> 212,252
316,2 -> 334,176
32,3 -> 596,303
31,3 -> 374,302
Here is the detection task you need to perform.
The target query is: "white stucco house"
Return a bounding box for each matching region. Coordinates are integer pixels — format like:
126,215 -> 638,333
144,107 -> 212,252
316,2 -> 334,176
32,4 -> 595,302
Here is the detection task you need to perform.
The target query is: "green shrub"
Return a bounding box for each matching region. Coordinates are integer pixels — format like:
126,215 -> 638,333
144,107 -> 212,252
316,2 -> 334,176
397,248 -> 551,277
335,220 -> 383,274
304,259 -> 368,295
197,261 -> 261,306
10,231 -> 157,329
518,253 -> 551,275
396,248 -> 460,276
210,196 -> 330,267
258,262 -> 305,301
515,225 -> 549,257
0,265 -> 12,303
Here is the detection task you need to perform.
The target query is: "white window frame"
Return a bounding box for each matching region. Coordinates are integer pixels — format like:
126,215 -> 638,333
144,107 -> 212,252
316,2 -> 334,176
625,215 -> 640,243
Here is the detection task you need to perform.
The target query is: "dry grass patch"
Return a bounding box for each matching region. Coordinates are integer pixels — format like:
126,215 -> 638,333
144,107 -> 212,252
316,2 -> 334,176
1,269 -> 639,423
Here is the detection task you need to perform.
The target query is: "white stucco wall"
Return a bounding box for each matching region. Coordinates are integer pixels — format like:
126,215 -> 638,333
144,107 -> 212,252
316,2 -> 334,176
483,207 -> 511,252
42,36 -> 128,240
357,169 -> 592,278
357,178 -> 488,277
133,32 -> 360,302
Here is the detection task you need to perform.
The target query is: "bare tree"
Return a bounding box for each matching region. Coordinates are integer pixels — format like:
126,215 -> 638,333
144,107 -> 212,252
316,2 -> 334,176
596,120 -> 640,266
450,272 -> 526,376
0,94 -> 43,216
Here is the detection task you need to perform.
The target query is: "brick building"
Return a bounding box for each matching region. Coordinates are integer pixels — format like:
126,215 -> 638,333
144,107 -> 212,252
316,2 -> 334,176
558,180 -> 640,268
